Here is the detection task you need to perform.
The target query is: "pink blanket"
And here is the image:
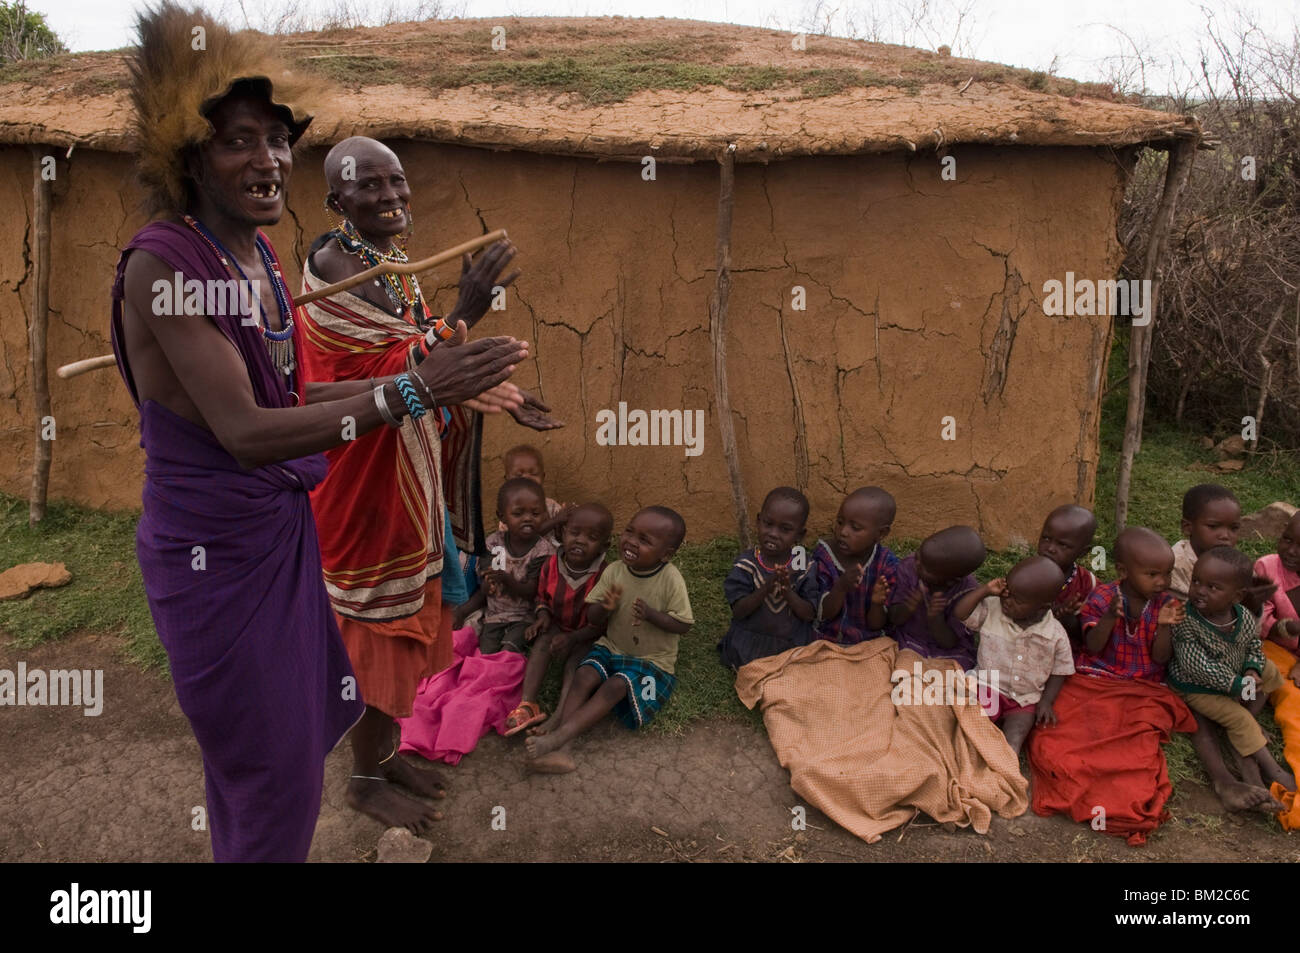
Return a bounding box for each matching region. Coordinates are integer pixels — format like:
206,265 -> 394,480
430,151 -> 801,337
398,625 -> 526,765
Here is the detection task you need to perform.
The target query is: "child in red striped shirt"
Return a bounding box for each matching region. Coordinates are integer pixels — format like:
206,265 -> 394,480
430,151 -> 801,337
504,503 -> 613,736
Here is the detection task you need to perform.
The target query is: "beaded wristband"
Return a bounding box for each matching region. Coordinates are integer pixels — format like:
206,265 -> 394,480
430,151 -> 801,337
373,382 -> 402,428
393,373 -> 427,420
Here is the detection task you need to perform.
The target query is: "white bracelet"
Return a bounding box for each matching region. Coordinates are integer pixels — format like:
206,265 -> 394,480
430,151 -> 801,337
373,382 -> 402,428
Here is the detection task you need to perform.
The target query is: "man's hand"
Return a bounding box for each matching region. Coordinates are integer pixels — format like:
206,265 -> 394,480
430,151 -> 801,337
1035,699 -> 1058,727
447,240 -> 521,331
509,389 -> 565,430
870,575 -> 890,607
462,380 -> 524,415
1157,599 -> 1185,626
414,334 -> 528,406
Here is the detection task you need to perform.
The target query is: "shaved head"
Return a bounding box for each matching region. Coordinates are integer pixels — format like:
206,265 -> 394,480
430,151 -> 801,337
324,136 -> 400,192
919,525 -> 986,580
1007,555 -> 1066,604
1114,527 -> 1173,568
1044,504 -> 1096,539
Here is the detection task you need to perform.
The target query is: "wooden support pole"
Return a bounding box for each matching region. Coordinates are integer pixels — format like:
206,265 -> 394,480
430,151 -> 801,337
28,147 -> 53,527
1114,137 -> 1197,532
710,144 -> 750,549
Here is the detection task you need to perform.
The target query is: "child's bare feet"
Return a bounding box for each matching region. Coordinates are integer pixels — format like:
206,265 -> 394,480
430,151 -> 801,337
527,716 -> 557,737
1212,778 -> 1286,813
525,733 -> 576,773
383,752 -> 448,800
1254,750 -> 1297,791
346,777 -> 442,834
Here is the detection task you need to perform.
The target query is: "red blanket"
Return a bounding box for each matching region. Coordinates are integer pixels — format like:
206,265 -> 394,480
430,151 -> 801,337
1028,674 -> 1195,845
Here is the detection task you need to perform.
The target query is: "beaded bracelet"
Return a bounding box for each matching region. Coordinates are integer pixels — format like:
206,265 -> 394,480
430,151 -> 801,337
373,382 -> 402,428
393,373 -> 427,420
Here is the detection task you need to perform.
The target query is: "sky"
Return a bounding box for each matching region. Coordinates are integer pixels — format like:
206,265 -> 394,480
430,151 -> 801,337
31,0 -> 1300,95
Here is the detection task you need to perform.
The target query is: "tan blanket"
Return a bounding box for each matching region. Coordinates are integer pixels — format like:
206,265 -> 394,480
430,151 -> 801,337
735,638 -> 1028,843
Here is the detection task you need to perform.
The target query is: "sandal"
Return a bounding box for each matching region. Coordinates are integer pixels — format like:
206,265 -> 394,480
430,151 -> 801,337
504,700 -> 547,737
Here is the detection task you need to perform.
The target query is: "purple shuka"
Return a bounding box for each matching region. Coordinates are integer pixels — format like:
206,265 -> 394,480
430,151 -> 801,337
110,221 -> 364,862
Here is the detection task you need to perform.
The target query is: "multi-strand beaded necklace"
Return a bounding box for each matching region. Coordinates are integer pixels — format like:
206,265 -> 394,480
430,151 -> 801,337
183,214 -> 297,384
332,216 -> 428,325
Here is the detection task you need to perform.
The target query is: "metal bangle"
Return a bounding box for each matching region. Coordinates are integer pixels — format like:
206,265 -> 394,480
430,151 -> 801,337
373,382 -> 402,427
412,370 -> 437,408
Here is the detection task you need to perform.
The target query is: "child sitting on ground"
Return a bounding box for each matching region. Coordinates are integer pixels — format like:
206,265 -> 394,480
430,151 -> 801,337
1168,546 -> 1296,792
718,487 -> 820,669
1077,527 -> 1182,680
811,486 -> 900,646
525,506 -> 694,773
504,503 -> 613,735
453,477 -> 555,654
499,444 -> 572,543
887,526 -> 985,669
1035,504 -> 1098,650
953,555 -> 1074,760
1254,510 -> 1300,670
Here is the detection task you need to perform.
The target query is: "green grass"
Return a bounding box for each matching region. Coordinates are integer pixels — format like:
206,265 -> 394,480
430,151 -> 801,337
0,495 -> 160,670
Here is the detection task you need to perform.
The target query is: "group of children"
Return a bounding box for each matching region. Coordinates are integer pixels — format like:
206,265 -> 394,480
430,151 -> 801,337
452,445 -> 694,774
454,445 -> 1298,803
717,481 -> 1298,801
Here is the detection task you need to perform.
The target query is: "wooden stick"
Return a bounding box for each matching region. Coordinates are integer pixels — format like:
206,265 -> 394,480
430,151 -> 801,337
55,229 -> 509,379
29,148 -> 53,526
56,354 -> 117,379
1250,302 -> 1285,453
1114,138 -> 1197,532
710,144 -> 751,550
294,229 -> 507,306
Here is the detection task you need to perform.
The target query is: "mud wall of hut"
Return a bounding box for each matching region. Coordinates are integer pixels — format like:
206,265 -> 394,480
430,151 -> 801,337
0,142 -> 1124,547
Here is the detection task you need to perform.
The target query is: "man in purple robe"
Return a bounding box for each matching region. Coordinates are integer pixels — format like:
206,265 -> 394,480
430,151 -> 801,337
110,4 -> 528,861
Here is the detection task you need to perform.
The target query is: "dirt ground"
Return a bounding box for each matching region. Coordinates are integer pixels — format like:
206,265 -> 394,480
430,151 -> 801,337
2,630 -> 1296,864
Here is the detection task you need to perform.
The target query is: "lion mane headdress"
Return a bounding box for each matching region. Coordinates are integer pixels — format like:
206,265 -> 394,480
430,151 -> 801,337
129,1 -> 320,216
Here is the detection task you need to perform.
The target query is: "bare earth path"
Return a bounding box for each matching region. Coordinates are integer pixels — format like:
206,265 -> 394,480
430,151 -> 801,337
2,632 -> 1296,863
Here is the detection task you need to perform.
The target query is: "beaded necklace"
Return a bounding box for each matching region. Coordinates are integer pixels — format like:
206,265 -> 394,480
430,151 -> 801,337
333,216 -> 426,323
182,215 -> 297,385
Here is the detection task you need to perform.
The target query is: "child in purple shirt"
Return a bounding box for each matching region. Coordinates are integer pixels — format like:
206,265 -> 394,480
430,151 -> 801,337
813,487 -> 900,645
886,526 -> 985,669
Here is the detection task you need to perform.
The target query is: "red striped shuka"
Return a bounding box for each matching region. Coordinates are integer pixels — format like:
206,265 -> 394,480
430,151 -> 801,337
536,554 -> 607,631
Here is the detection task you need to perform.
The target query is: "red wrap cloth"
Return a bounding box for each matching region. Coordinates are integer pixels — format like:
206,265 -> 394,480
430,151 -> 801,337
1028,674 -> 1195,845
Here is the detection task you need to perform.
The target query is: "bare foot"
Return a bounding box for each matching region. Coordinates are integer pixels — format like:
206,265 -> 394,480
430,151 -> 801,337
346,777 -> 442,834
527,717 -> 558,737
525,731 -> 565,759
527,748 -> 577,774
383,753 -> 447,800
1213,778 -> 1286,814
1256,754 -> 1296,791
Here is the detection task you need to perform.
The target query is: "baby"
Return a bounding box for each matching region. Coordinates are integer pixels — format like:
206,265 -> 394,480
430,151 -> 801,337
1036,504 -> 1098,649
887,526 -> 986,669
954,555 -> 1074,758
719,487 -> 820,669
1077,527 -> 1182,681
504,503 -> 613,735
499,444 -> 572,542
811,487 -> 899,646
453,477 -> 555,654
1168,546 -> 1295,792
525,506 -> 694,774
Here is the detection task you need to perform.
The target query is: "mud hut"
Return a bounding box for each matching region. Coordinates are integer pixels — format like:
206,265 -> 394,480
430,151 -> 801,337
0,17 -> 1200,545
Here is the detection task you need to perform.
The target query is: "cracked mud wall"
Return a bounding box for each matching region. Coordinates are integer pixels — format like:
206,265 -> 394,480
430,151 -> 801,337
0,142 -> 1122,547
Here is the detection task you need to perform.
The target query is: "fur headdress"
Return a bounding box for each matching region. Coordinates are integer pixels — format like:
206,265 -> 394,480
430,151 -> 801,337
129,1 -> 319,216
